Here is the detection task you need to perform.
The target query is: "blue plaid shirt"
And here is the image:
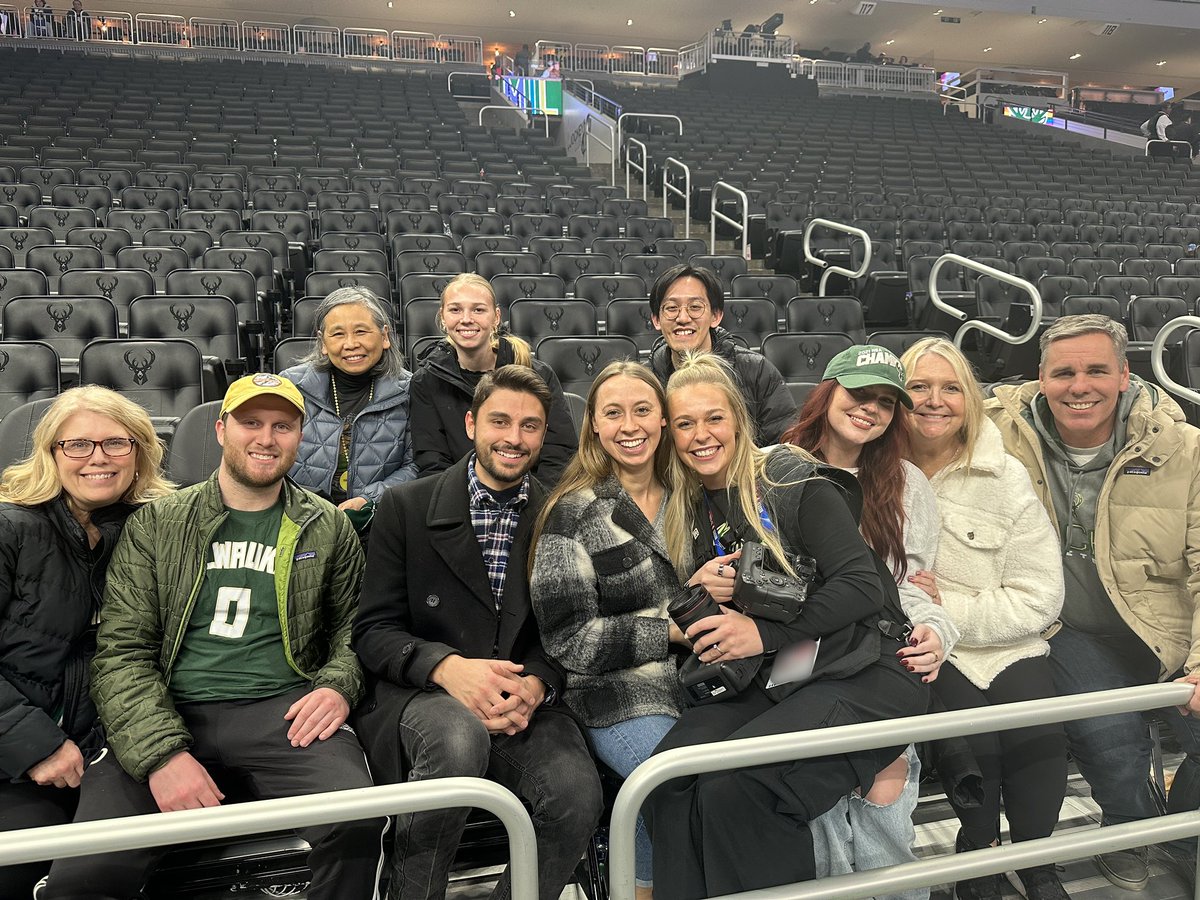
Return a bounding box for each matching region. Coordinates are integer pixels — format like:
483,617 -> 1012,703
466,453 -> 531,610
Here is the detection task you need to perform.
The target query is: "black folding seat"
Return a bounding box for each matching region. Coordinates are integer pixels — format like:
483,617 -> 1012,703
761,332 -> 855,384
573,274 -> 648,309
385,210 -> 446,239
390,234 -> 457,259
1121,258 -> 1173,282
528,237 -> 585,266
1000,241 -> 1049,264
305,271 -> 392,304
731,273 -> 799,317
438,193 -> 491,216
1016,256 -> 1067,283
299,175 -> 350,202
1154,277 -> 1200,307
619,254 -> 682,286
534,335 -> 640,397
1037,275 -> 1092,316
0,225 -> 55,267
718,298 -> 778,349
509,214 -> 563,247
319,231 -> 387,254
20,167 -> 74,202
1064,209 -> 1101,229
685,255 -> 744,296
509,299 -> 598,343
79,338 -> 204,429
786,296 -> 866,343
1176,260 -> 1200,277
950,240 -> 999,260
396,273 -> 455,304
401,299 -> 444,359
546,253 -> 614,291
167,268 -> 261,327
28,207 -> 99,243
448,212 -> 505,245
401,176 -> 449,204
473,251 -> 541,280
0,268 -> 51,305
489,275 -> 568,311
1102,210 -> 1139,231
1165,226 -> 1200,247
460,235 -> 522,263
2,296 -> 119,374
625,217 -> 674,243
603,299 -> 658,354
1057,296 -> 1121,320
120,187 -> 182,222
128,295 -> 243,386
566,215 -> 620,247
1095,275 -> 1152,315
589,239 -> 646,267
177,210 -> 244,244
313,191 -> 369,215
1033,223 -> 1076,245
316,210 -> 380,236
50,184 -> 113,220
898,219 -> 945,245
1097,242 -> 1140,264
253,190 -> 310,213
219,231 -> 292,286
26,245 -> 103,293
64,227 -> 131,267
249,211 -> 313,249
1068,257 -> 1120,289
1127,296 -> 1188,344
378,194 -> 434,218
142,228 -> 213,267
312,249 -> 389,276
497,196 -> 549,219
654,239 -> 707,261
0,342 -> 60,420
186,189 -> 245,217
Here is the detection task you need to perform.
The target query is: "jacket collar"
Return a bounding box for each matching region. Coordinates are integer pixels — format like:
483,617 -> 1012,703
593,473 -> 672,562
650,325 -> 739,377
282,362 -> 409,414
420,339 -> 516,396
197,470 -> 321,524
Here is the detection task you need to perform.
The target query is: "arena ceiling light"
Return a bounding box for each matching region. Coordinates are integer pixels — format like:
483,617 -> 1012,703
1156,60 -> 1167,66
508,9 -> 516,16
983,46 -> 993,51
1069,52 -> 1082,59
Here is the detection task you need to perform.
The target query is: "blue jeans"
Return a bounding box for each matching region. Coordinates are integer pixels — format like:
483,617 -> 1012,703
810,745 -> 928,900
589,715 -> 677,886
1049,625 -> 1200,857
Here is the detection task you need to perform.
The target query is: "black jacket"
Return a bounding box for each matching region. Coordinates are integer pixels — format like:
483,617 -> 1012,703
648,326 -> 797,446
0,497 -> 132,780
409,339 -> 577,488
353,456 -> 563,715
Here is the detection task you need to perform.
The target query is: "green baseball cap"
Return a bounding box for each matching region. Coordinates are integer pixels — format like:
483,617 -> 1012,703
822,344 -> 914,409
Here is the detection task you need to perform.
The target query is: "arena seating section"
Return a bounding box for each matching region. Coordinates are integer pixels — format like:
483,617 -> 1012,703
3,48 -> 1200,459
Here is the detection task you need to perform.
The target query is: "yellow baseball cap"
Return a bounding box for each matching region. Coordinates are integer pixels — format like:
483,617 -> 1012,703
220,373 -> 305,417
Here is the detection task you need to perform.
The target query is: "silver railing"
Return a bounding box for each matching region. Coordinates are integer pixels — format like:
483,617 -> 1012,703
795,58 -> 938,95
583,115 -> 617,188
608,682 -> 1197,900
625,136 -> 649,201
1152,315 -> 1200,408
662,157 -> 691,239
928,253 -> 1042,348
241,20 -> 291,54
293,24 -> 340,57
133,12 -> 185,45
344,28 -> 391,60
0,778 -> 540,900
188,17 -> 239,50
567,80 -> 622,120
572,43 -> 609,73
803,218 -> 873,296
611,45 -> 645,75
678,38 -> 707,76
711,181 -> 748,258
708,29 -> 795,61
391,30 -> 436,62
616,113 -> 683,186
442,34 -> 483,65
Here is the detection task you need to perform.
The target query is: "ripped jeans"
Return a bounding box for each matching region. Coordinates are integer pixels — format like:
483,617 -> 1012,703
810,745 -> 928,900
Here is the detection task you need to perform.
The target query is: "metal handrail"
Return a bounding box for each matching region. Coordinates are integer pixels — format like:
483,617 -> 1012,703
486,78 -> 550,138
710,181 -> 748,258
1,778 -> 539,900
616,113 -> 683,180
1147,140 -> 1195,160
583,115 -> 617,188
447,69 -> 489,92
928,252 -> 1042,348
625,136 -> 648,201
662,157 -> 690,239
608,682 -> 1195,900
1152,315 -> 1200,408
803,217 -> 872,296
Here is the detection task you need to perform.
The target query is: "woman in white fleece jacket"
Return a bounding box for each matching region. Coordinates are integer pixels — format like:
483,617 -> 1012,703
901,337 -> 1068,900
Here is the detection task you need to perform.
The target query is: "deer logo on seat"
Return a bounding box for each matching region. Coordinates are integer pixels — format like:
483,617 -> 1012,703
343,236 -> 360,250
272,214 -> 287,229
245,235 -> 262,249
53,210 -> 70,228
502,256 -> 518,274
336,195 -> 350,210
469,216 -> 483,231
130,213 -> 146,230
600,279 -> 620,301
170,302 -> 195,332
169,234 -> 186,249
89,232 -> 107,251
142,251 -> 162,273
422,256 -> 440,273
800,342 -> 822,373
37,171 -> 52,186
200,214 -> 217,230
344,254 -> 361,272
10,231 -> 28,251
0,349 -> 9,372
152,174 -> 168,188
124,348 -> 156,385
199,275 -> 223,295
576,345 -> 602,375
518,279 -> 537,298
730,305 -> 749,328
272,192 -> 288,207
144,191 -> 160,205
817,303 -> 836,327
2,187 -> 16,203
95,275 -> 118,300
337,277 -> 359,289
207,192 -> 222,207
96,172 -> 111,186
644,260 -> 662,277
73,189 -> 89,205
46,302 -> 73,333
228,252 -> 247,269
638,308 -> 653,331
52,250 -> 74,273
484,239 -> 501,253
543,307 -> 564,332
414,237 -> 432,251
576,258 -> 592,274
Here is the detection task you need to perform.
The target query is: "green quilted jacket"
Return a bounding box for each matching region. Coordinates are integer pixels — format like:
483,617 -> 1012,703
91,473 -> 365,781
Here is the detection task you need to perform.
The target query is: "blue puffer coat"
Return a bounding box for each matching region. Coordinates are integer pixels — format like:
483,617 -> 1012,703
281,362 -> 419,503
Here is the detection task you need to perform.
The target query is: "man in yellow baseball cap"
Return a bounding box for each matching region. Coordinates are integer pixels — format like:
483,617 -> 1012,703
219,372 -> 306,418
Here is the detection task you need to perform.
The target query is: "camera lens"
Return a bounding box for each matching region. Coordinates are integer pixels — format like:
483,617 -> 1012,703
668,583 -> 722,635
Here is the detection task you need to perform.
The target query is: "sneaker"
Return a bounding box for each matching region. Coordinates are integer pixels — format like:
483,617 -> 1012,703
955,829 -> 1006,900
1016,865 -> 1069,900
1149,845 -> 1198,891
1095,849 -> 1149,892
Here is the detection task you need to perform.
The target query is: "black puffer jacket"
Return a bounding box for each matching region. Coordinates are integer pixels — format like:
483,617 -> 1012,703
409,339 -> 577,488
648,326 -> 797,446
0,497 -> 132,780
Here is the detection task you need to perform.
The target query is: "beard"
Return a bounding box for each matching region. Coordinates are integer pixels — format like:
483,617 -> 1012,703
222,447 -> 294,490
475,443 -> 538,488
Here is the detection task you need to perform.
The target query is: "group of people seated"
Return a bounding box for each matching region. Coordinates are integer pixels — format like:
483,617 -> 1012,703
3,260 -> 1200,900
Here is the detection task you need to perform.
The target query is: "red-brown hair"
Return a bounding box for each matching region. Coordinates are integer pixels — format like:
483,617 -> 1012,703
780,379 -> 911,580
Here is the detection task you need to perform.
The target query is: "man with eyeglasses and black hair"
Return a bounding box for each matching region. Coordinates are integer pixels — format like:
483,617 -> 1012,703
40,374 -> 386,900
646,264 -> 796,445
986,314 -> 1200,893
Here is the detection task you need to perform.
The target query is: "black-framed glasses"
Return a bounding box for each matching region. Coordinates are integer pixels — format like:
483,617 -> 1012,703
54,438 -> 137,459
659,301 -> 710,320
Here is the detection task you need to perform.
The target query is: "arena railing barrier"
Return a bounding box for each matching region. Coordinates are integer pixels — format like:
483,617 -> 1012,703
583,114 -> 617,189
566,80 -> 623,121
625,136 -> 649,202
617,113 -> 683,200
662,157 -> 691,239
1152,315 -> 1200,409
803,218 -> 872,296
293,24 -> 340,58
711,181 -> 749,259
794,58 -> 937,95
608,682 -> 1196,900
0,777 -> 540,900
928,253 -> 1042,349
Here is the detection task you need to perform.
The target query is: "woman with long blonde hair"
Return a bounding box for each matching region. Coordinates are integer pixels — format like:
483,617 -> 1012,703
0,387 -> 171,897
530,361 -> 687,900
647,353 -> 928,900
409,272 -> 577,485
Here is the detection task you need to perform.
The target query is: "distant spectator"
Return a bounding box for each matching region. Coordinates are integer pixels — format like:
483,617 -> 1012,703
541,59 -> 561,79
0,7 -> 19,34
28,0 -> 52,38
1142,104 -> 1172,141
63,0 -> 90,40
854,41 -> 878,64
1166,111 -> 1198,155
818,45 -> 832,59
515,43 -> 531,76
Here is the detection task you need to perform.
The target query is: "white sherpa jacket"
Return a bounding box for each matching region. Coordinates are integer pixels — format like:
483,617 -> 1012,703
927,418 -> 1064,689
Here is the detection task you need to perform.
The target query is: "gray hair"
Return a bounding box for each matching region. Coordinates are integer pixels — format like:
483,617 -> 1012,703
1039,314 -> 1128,370
301,286 -> 406,378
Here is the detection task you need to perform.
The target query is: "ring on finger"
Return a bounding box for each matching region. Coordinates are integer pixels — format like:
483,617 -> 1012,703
716,564 -> 725,577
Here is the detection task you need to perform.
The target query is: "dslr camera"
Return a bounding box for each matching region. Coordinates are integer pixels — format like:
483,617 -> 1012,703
669,583 -> 762,705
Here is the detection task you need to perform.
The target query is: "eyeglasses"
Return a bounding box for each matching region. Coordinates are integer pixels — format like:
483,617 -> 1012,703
659,301 -> 710,320
55,438 -> 137,459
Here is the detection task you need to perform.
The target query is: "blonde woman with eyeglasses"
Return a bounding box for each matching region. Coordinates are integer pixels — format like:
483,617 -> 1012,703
0,387 -> 171,897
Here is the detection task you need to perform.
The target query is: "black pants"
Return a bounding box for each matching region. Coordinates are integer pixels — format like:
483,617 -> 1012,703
932,656 -> 1067,848
645,652 -> 927,900
0,778 -> 79,897
41,688 -> 388,900
356,683 -> 603,900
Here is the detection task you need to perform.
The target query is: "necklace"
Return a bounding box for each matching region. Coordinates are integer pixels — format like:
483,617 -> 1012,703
331,373 -> 374,489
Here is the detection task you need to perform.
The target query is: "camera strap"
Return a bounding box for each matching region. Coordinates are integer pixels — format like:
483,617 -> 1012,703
703,489 -> 774,555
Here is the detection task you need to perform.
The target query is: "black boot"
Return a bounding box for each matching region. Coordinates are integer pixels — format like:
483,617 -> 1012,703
954,830 -> 1007,900
1016,864 -> 1069,900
